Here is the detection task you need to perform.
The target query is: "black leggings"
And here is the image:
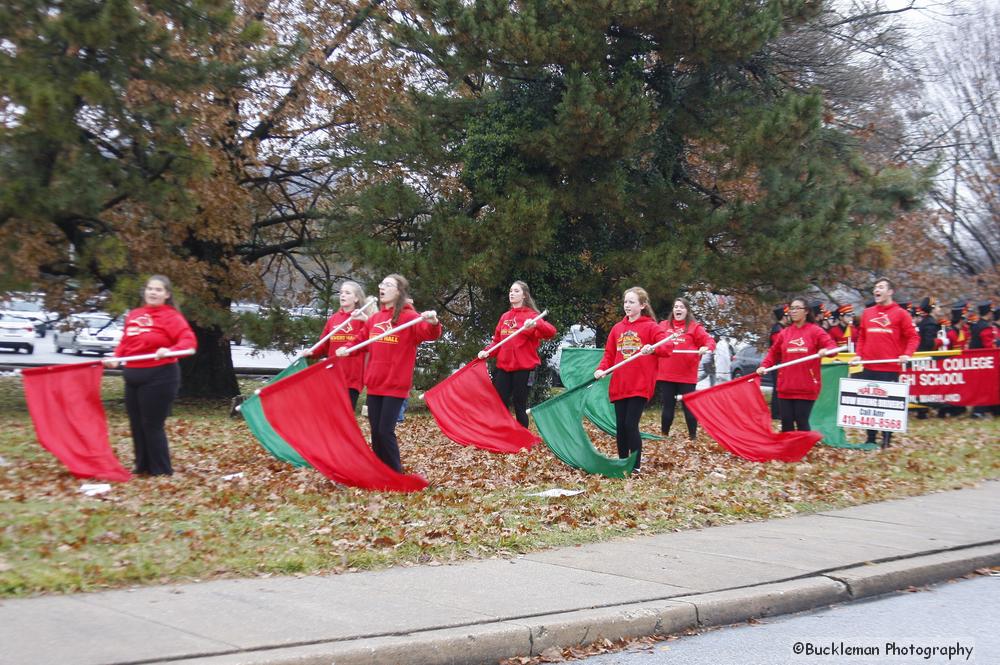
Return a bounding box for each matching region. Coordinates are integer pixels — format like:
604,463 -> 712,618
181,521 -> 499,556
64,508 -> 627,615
366,394 -> 406,472
657,380 -> 697,438
123,363 -> 181,476
859,369 -> 900,444
778,398 -> 814,432
614,396 -> 647,471
493,368 -> 531,428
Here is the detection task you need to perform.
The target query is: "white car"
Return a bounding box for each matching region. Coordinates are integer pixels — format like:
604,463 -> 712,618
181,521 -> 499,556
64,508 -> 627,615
53,314 -> 123,356
0,312 -> 36,354
0,297 -> 57,338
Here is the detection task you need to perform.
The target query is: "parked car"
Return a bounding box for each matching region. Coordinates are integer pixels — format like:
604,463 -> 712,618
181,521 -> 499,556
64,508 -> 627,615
731,344 -> 774,387
0,312 -> 36,353
0,296 -> 57,337
546,324 -> 597,387
53,314 -> 123,356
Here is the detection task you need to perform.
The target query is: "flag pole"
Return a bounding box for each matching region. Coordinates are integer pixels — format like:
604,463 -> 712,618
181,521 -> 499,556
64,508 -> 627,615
841,356 -> 939,367
480,310 -> 549,356
300,296 -> 378,359
599,335 -> 675,376
116,349 -> 196,365
758,345 -> 848,374
12,349 -> 195,377
341,311 -> 437,355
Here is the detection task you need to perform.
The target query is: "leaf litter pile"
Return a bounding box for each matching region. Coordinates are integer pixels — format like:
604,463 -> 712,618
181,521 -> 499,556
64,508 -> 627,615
1,376 -> 997,596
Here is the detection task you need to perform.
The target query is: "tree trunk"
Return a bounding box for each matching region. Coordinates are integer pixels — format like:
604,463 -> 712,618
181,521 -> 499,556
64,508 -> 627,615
179,323 -> 240,398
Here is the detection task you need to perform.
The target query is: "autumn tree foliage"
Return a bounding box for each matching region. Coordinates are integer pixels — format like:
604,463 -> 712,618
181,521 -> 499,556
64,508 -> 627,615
0,0 -> 410,396
335,0 -> 926,354
906,3 -> 1000,298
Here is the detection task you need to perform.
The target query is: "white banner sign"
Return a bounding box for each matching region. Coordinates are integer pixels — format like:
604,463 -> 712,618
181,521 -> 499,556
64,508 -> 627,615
836,378 -> 909,433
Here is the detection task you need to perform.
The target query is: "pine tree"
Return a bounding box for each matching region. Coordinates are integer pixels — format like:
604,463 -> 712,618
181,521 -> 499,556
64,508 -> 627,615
340,0 -> 926,358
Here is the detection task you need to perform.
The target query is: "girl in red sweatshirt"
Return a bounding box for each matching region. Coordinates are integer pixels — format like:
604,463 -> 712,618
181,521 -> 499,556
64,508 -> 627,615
594,287 -> 673,473
478,281 -> 557,427
107,275 -> 197,476
338,274 -> 440,473
757,297 -> 837,432
312,281 -> 370,409
656,298 -> 715,440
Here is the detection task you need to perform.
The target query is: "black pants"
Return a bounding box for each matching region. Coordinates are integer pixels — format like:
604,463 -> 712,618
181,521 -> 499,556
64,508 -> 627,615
367,394 -> 406,472
123,363 -> 180,476
614,396 -> 647,471
859,369 -> 899,444
778,398 -> 814,432
349,388 -> 360,411
657,380 -> 697,438
493,368 -> 531,428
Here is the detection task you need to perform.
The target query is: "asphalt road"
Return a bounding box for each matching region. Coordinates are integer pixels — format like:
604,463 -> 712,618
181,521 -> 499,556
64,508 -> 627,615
575,574 -> 997,665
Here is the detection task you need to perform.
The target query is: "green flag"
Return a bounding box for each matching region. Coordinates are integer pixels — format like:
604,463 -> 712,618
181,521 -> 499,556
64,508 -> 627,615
814,363 -> 877,451
531,380 -> 637,478
558,348 -> 662,440
241,357 -> 312,466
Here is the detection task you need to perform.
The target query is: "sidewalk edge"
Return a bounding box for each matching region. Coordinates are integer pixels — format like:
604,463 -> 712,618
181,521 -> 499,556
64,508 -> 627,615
130,544 -> 1000,665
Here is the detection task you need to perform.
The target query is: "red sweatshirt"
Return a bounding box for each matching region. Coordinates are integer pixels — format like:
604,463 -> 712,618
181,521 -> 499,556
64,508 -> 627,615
486,307 -> 557,371
114,305 -> 197,368
597,316 -> 672,401
761,322 -> 837,400
312,309 -> 366,391
360,304 -> 441,398
856,303 -> 919,373
655,319 -> 715,384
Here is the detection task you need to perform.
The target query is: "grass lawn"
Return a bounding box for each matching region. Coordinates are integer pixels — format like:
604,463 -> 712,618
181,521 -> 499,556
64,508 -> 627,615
1,373 -> 997,597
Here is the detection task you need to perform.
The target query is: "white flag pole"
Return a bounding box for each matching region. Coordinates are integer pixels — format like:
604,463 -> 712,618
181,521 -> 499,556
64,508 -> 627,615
301,296 -> 378,358
341,311 -> 437,355
599,335 -> 675,376
481,310 -> 549,356
758,345 -> 848,374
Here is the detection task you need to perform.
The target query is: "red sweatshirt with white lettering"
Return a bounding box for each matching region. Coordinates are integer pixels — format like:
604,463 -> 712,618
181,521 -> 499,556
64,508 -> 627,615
761,322 -> 836,400
655,319 -> 715,383
114,305 -> 197,368
856,303 -> 919,373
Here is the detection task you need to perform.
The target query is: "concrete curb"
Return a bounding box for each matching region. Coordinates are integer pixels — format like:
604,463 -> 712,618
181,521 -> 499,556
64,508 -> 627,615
175,544 -> 1000,665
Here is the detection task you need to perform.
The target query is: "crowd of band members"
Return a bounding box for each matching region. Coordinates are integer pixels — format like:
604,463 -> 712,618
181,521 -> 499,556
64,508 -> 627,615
769,297 -> 998,356
767,293 -> 999,425
106,272 -> 996,477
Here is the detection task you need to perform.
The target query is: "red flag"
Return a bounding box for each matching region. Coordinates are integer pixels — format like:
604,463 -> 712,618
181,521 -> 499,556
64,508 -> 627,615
682,376 -> 820,462
424,359 -> 540,453
21,363 -> 131,482
258,360 -> 427,492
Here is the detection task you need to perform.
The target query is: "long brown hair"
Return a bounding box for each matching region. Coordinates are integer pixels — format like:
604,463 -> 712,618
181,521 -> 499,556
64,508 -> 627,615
671,297 -> 695,330
383,273 -> 410,324
511,280 -> 540,312
625,286 -> 657,322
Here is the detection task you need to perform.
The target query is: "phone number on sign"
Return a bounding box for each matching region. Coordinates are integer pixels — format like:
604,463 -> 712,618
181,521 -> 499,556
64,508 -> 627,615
839,415 -> 902,429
